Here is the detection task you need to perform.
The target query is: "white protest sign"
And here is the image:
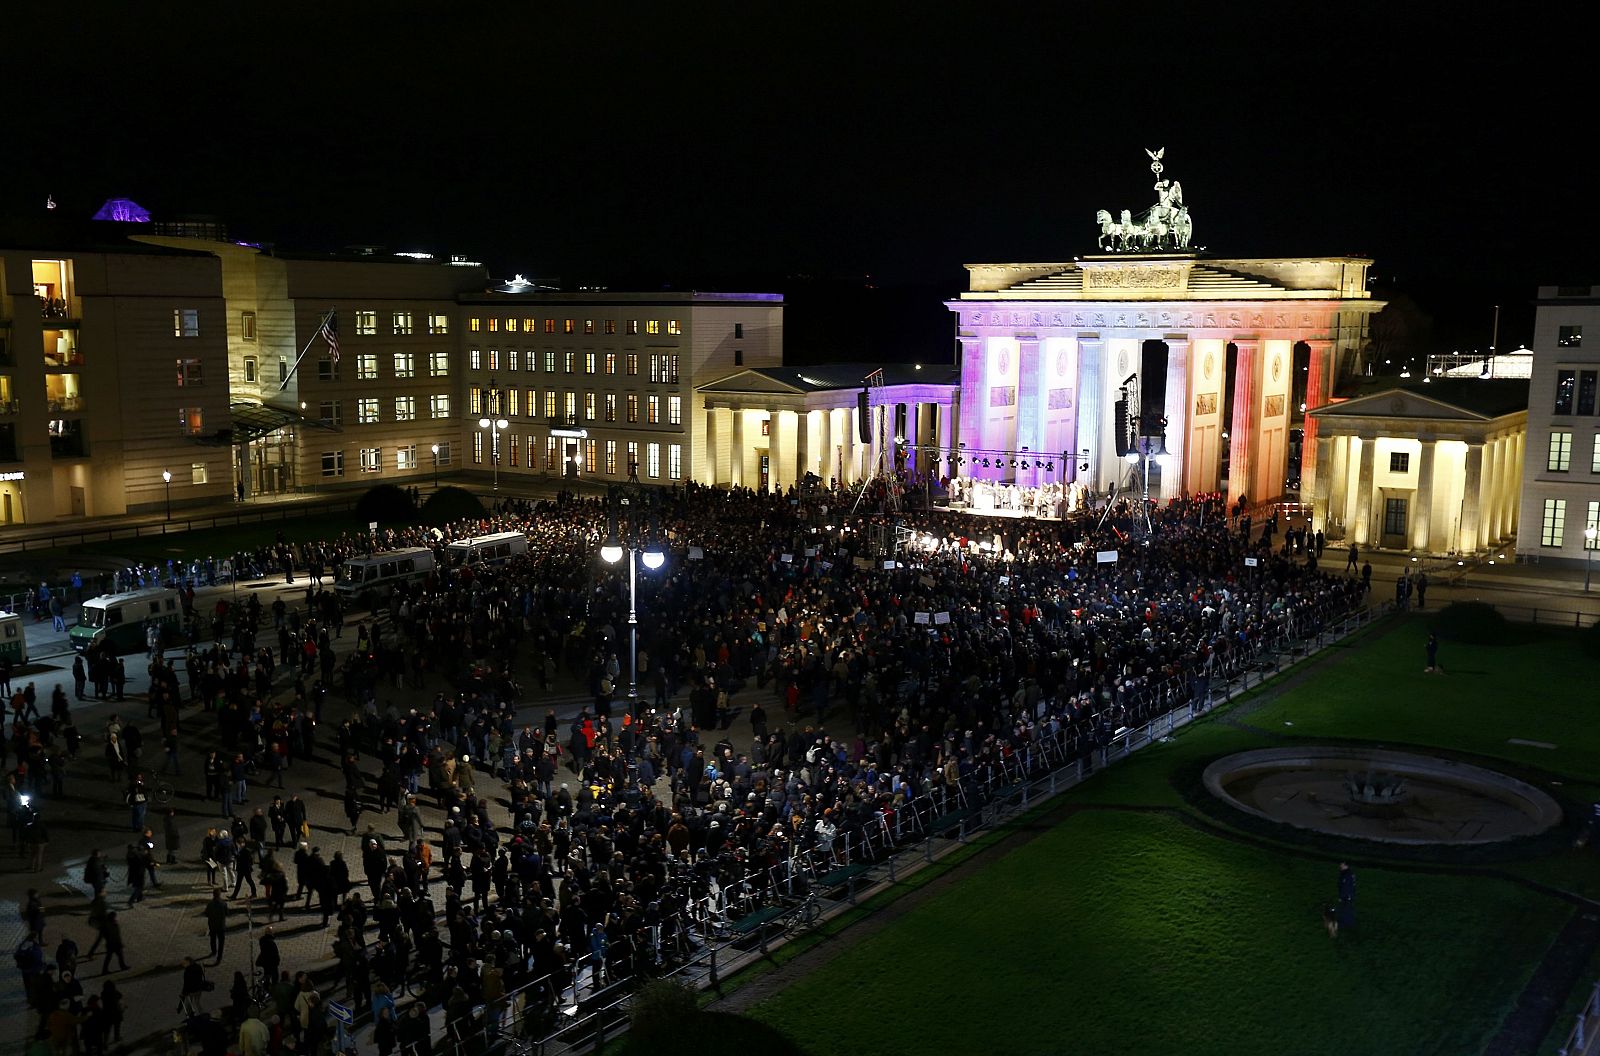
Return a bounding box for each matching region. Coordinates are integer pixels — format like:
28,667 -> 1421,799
934,611 -> 951,625
1096,550 -> 1119,564
914,612 -> 931,625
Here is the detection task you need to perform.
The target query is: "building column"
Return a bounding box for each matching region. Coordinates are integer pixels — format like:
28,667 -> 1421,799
767,408 -> 785,492
1411,440 -> 1436,552
729,408 -> 745,487
1352,436 -> 1376,546
1329,434 -> 1350,537
958,337 -> 984,466
1460,442 -> 1485,552
1162,338 -> 1190,501
817,409 -> 833,486
1301,340 -> 1333,500
704,406 -> 721,485
1227,342 -> 1258,506
1312,435 -> 1335,534
796,409 -> 811,483
1015,337 -> 1042,487
1075,340 -> 1102,488
1483,437 -> 1503,541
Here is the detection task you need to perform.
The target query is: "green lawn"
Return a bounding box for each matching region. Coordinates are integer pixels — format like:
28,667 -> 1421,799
751,811 -> 1569,1056
17,516 -> 371,569
743,614 -> 1600,1055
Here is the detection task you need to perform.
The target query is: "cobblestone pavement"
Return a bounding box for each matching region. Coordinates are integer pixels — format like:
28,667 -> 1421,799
1,570 -> 713,1053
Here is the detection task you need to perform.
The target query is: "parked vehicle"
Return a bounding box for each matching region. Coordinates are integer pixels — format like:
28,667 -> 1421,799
445,531 -> 529,569
0,610 -> 27,664
334,547 -> 436,608
69,587 -> 183,654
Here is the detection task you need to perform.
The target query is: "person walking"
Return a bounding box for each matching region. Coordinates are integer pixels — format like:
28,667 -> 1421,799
1345,542 -> 1359,572
232,840 -> 258,900
99,912 -> 128,974
163,807 -> 181,865
204,889 -> 229,963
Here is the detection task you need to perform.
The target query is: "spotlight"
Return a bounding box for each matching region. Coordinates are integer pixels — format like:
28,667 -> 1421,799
1045,461 -> 1054,472
982,458 -> 991,468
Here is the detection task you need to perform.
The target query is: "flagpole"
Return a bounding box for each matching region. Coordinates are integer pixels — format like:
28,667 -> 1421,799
278,308 -> 336,393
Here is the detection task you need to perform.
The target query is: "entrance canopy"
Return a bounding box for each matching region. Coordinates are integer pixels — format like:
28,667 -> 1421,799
207,401 -> 342,445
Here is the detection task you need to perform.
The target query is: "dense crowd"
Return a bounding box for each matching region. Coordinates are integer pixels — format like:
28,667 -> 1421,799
7,479 -> 1365,1056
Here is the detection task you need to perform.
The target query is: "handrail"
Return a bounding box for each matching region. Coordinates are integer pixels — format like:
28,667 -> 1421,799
1558,978 -> 1600,1056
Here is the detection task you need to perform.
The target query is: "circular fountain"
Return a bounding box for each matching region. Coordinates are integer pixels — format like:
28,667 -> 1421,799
1203,747 -> 1562,845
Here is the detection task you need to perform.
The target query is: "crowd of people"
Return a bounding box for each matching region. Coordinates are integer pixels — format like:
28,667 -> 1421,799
6,478 -> 1368,1055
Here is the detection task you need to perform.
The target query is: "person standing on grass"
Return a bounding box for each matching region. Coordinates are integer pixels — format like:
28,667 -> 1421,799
1336,861 -> 1357,935
1415,571 -> 1429,609
1425,632 -> 1441,673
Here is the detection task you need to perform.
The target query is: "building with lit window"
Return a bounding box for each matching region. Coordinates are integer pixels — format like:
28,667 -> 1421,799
0,227 -> 234,521
1518,284 -> 1600,564
455,287 -> 783,485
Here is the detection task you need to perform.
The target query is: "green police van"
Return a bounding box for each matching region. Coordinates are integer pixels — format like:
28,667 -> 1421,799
0,611 -> 27,664
69,587 -> 183,654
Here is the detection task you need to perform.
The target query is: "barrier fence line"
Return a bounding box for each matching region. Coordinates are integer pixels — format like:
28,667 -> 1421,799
440,598 -> 1392,1056
1558,979 -> 1600,1056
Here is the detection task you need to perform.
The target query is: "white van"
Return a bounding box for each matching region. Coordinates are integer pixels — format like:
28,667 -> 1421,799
70,587 -> 184,654
446,531 -> 529,569
334,547 -> 436,605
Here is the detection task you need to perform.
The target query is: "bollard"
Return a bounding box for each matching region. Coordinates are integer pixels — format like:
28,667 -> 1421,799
708,942 -> 718,989
888,854 -> 897,883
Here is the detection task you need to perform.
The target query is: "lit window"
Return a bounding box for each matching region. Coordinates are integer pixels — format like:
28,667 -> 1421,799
393,352 -> 415,378
585,353 -> 596,374
470,349 -> 482,370
1559,325 -> 1583,348
564,352 -> 576,373
179,407 -> 204,436
667,319 -> 681,335
469,387 -> 483,415
356,353 -> 378,380
668,395 -> 682,425
488,318 -> 499,333
668,443 -> 682,480
191,462 -> 208,485
508,350 -> 520,372
490,349 -> 502,371
604,320 -> 616,335
1549,431 -> 1573,471
647,395 -> 660,424
354,310 -> 377,336
649,354 -> 660,383
509,433 -> 520,467
1592,434 -> 1600,473
626,354 -> 638,376
605,393 -> 617,422
506,387 -> 520,416
397,445 -> 417,471
544,319 -> 556,334
647,442 -> 661,478
627,394 -> 639,423
469,318 -> 482,333
1589,501 -> 1600,550
321,451 -> 345,478
360,447 -> 382,473
429,351 -> 450,377
1556,370 -> 1576,415
544,391 -> 557,419
176,358 -> 204,386
564,319 -> 576,335
546,436 -> 559,471
605,440 -> 618,475
173,309 -> 200,338
392,311 -> 413,335
428,313 -> 450,335
473,432 -> 484,464
319,401 -> 342,426
604,353 -> 617,375
585,392 -> 597,421
627,441 -> 639,477
564,391 -> 576,420
584,320 -> 595,335
524,318 -> 536,333
646,320 -> 661,335
1542,498 -> 1567,546
544,352 -> 556,373
504,318 -> 518,333
625,320 -> 638,336
357,398 -> 380,424
668,355 -> 680,382
430,394 -> 451,418
241,311 -> 257,341
585,437 -> 597,470
394,396 -> 416,421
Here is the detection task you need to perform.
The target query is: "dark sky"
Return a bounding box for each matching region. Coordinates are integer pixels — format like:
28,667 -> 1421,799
7,8 -> 1585,361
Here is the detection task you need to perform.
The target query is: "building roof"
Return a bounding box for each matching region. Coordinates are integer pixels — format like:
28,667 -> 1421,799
957,255 -> 1377,302
1312,378 -> 1528,424
698,363 -> 958,395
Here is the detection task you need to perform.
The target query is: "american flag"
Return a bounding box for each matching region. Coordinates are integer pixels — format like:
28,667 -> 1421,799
319,311 -> 340,364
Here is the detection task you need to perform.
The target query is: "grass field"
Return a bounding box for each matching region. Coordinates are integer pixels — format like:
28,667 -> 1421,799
741,615 -> 1600,1056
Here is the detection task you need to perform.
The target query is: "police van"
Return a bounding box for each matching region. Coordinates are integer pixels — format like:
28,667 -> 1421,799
334,547 -> 436,607
0,611 -> 27,664
69,587 -> 183,654
445,531 -> 529,569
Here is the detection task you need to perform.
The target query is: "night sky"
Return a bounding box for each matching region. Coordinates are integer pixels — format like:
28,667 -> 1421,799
8,9 -> 1584,363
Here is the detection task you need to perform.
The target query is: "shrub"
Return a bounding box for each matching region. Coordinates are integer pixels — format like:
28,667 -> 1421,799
627,979 -> 699,1051
355,484 -> 418,525
1430,601 -> 1512,645
419,486 -> 485,526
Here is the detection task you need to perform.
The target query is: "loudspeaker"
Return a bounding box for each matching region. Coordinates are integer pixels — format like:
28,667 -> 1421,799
857,390 -> 871,444
1114,397 -> 1131,457
1140,341 -> 1169,433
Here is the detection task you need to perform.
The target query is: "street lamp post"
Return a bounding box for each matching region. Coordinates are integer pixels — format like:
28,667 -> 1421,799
430,443 -> 440,489
1586,526 -> 1596,591
477,418 -> 509,490
600,485 -> 665,715
162,469 -> 172,521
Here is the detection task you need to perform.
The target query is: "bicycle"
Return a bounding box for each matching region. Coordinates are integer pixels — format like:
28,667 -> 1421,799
151,780 -> 175,807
